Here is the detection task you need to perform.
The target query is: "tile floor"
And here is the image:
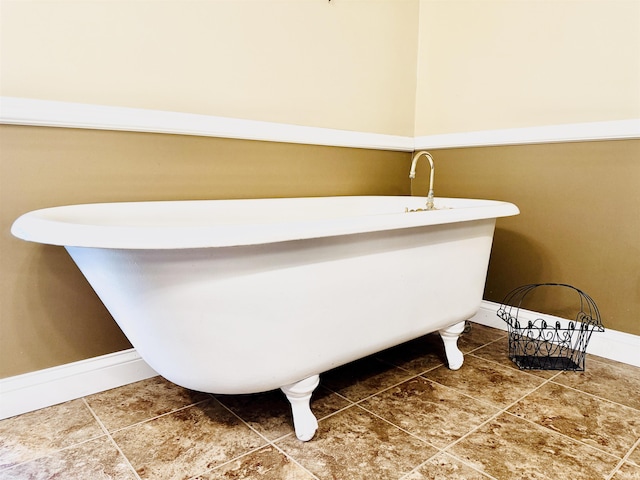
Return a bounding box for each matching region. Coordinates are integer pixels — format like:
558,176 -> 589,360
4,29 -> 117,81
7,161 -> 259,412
1,323 -> 639,479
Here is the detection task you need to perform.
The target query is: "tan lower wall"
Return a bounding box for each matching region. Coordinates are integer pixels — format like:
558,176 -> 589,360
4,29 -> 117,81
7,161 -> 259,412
0,125 -> 410,378
2,126 -> 638,378
416,140 -> 640,336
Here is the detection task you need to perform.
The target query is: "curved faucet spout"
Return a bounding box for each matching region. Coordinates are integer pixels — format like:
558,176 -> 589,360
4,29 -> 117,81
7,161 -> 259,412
409,151 -> 435,210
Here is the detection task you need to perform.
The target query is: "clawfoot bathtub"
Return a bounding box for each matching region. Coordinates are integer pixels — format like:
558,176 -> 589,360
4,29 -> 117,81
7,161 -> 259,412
12,195 -> 518,441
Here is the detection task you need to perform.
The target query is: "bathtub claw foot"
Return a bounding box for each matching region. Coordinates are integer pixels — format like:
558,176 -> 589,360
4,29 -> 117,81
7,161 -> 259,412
281,375 -> 320,441
439,321 -> 466,370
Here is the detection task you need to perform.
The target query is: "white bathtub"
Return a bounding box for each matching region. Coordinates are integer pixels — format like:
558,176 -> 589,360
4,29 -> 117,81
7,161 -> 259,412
12,195 -> 518,440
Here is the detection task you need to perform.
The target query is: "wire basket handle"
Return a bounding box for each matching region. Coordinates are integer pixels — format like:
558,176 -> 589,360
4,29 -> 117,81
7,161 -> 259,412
498,283 -> 604,332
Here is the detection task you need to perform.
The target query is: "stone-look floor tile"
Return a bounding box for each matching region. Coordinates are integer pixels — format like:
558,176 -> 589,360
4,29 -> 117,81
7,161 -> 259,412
86,375 -> 210,432
277,405 -> 437,480
112,399 -> 265,480
470,337 -> 560,379
404,452 -> 493,480
360,376 -> 499,448
375,334 -> 446,375
0,399 -> 104,469
422,355 -> 546,408
612,462 -> 640,480
457,323 -> 507,353
450,413 -> 619,480
215,386 -> 350,441
554,359 -> 640,411
321,355 -> 414,402
509,381 -> 640,457
193,445 -> 315,479
0,436 -> 137,480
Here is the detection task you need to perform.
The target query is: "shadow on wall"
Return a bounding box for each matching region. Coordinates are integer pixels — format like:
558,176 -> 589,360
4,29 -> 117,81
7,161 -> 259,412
10,244 -> 131,366
484,227 -> 551,303
485,227 -> 607,320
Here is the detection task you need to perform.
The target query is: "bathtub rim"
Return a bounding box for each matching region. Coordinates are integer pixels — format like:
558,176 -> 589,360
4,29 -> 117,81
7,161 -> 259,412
11,195 -> 519,249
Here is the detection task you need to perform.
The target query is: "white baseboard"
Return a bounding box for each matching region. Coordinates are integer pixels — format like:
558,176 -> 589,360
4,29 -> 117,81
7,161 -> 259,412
0,349 -> 157,420
471,300 -> 640,368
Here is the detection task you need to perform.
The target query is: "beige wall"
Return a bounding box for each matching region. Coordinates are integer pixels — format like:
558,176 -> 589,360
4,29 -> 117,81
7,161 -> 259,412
0,125 -> 411,377
0,0 -> 419,136
4,0 -> 638,137
415,0 -> 640,135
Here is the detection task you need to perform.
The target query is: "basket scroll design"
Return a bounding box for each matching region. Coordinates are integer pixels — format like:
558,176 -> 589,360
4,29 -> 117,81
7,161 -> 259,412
497,283 -> 604,371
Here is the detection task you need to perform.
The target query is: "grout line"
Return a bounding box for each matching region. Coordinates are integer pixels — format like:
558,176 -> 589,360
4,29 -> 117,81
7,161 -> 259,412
400,450 -> 500,480
438,451 -> 500,480
466,350 -> 564,383
354,401 -> 442,451
0,399 -> 132,477
334,338 -> 637,479
437,372 -> 559,456
341,352 -> 508,479
339,355 -> 512,475
500,410 -> 622,462
317,387 -> 355,410
548,376 -> 640,413
429,368 -> 625,471
549,375 -> 640,414
208,396 -> 321,479
81,398 -> 110,437
352,402 -> 497,480
354,400 -> 498,480
315,332 -> 528,479
464,327 -> 640,413
208,395 -> 275,446
82,398 -> 143,480
184,397 -> 284,479
625,437 -> 640,468
269,442 -> 322,480
184,445 -> 274,480
373,352 -> 445,375
606,437 -> 640,480
397,450 -> 442,480
104,396 -> 213,435
314,402 -> 355,424
347,372 -> 424,404
414,375 -> 506,413
0,432 -> 110,475
327,351 -> 464,406
460,336 -> 509,357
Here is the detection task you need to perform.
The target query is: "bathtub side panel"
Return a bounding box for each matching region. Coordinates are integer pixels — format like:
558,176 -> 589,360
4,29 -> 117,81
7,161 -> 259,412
65,219 -> 496,394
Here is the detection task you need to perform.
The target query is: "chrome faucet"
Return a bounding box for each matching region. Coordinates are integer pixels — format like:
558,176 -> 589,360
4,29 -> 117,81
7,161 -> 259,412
409,150 -> 435,210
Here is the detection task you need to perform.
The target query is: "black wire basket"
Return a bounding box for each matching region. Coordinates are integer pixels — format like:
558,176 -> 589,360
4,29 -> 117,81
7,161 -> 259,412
497,283 -> 604,371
